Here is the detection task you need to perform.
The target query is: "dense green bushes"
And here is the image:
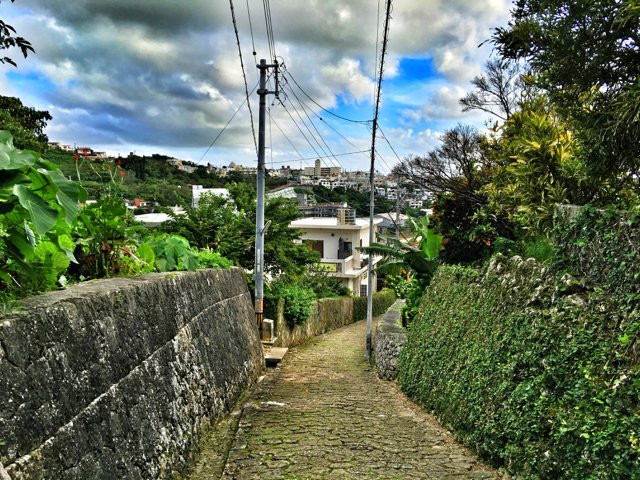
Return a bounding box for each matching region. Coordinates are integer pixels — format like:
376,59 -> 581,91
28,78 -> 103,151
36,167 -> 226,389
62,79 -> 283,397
353,288 -> 396,321
398,257 -> 640,479
554,205 -> 640,299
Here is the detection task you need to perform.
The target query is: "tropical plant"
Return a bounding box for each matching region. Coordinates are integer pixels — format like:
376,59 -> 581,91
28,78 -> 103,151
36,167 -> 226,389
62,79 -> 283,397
360,216 -> 443,284
195,248 -> 233,269
0,0 -> 34,67
481,97 -> 587,234
72,196 -> 138,277
492,0 -> 640,183
159,192 -> 234,249
0,131 -> 86,291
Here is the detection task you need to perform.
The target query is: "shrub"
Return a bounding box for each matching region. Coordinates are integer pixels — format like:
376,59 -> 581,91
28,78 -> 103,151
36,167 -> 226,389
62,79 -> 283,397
140,234 -> 199,272
353,288 -> 396,321
398,258 -> 640,479
522,236 -> 555,264
273,283 -> 316,327
304,272 -> 350,298
196,249 -> 233,269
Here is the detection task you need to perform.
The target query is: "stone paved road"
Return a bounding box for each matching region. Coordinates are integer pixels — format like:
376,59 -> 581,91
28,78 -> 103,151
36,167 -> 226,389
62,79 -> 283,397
190,320 -> 500,480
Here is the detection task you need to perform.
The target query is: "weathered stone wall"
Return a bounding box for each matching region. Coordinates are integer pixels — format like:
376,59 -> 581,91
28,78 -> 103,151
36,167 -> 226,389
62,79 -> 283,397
0,268 -> 262,480
374,300 -> 406,380
272,297 -> 355,348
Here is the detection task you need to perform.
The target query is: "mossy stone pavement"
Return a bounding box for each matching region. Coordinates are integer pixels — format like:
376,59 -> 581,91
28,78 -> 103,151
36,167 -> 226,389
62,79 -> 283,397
188,320 -> 500,479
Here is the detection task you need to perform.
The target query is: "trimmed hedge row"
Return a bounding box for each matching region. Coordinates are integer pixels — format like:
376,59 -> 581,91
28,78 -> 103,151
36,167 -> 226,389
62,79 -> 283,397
353,288 -> 396,321
398,257 -> 640,479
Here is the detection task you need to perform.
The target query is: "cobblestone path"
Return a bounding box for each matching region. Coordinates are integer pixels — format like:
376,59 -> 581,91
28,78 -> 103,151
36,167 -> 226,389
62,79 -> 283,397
189,320 -> 500,479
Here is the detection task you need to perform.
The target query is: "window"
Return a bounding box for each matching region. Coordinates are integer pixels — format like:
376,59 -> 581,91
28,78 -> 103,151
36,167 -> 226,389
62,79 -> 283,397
303,239 -> 324,256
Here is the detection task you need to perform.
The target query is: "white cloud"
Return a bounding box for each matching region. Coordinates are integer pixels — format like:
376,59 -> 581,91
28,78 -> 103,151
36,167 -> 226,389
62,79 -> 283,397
0,0 -> 511,167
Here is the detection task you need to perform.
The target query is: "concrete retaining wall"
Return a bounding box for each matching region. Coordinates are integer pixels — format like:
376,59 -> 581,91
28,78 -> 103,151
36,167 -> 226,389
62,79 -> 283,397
0,268 -> 262,480
374,300 -> 406,380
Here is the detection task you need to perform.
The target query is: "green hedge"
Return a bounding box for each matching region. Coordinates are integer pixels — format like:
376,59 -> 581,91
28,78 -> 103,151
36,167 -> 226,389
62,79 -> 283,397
554,205 -> 640,299
353,288 -> 396,321
398,258 -> 640,479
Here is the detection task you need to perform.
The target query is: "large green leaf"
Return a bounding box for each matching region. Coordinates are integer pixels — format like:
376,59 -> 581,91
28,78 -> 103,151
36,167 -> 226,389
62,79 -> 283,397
48,170 -> 87,224
13,184 -> 58,235
136,243 -> 155,269
182,251 -> 199,271
58,234 -> 77,263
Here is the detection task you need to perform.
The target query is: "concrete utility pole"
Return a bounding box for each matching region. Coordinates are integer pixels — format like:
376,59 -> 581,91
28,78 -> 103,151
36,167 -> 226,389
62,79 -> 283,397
255,59 -> 279,335
366,118 -> 377,358
395,189 -> 407,240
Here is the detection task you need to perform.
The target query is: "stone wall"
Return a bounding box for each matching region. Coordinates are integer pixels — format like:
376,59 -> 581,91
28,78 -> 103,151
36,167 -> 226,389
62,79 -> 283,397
0,268 -> 263,480
270,289 -> 397,348
272,297 -> 354,348
374,300 -> 406,380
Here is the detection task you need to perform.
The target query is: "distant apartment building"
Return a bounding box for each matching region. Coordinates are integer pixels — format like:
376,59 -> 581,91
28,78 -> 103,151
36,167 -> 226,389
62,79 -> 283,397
48,141 -> 74,152
290,209 -> 382,296
302,159 -> 341,178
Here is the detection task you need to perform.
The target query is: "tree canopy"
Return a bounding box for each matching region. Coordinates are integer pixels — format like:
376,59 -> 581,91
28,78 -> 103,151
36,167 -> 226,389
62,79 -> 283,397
492,0 -> 640,180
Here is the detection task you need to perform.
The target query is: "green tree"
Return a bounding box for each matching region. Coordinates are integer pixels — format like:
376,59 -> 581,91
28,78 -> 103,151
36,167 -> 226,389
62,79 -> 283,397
481,97 -> 588,234
0,96 -> 52,152
160,193 -> 235,249
221,183 -> 319,276
492,0 -> 640,182
0,0 -> 34,66
360,216 -> 443,284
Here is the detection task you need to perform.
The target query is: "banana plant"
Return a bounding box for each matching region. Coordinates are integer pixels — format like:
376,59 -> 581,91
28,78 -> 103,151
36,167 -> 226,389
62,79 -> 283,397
359,215 -> 443,283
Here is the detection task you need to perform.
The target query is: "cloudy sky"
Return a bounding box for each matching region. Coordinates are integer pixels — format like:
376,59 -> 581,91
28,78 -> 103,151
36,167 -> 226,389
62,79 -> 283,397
1,0 -> 512,171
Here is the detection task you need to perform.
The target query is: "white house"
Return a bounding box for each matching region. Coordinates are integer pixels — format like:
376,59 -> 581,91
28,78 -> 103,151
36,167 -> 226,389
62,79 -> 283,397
191,185 -> 230,208
290,210 -> 383,296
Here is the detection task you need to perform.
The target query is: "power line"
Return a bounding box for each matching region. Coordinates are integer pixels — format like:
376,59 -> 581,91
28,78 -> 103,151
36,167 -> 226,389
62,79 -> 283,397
268,108 -> 306,161
287,87 -> 375,170
198,80 -> 259,163
282,80 -> 344,171
229,0 -> 258,155
277,98 -> 324,160
262,0 -> 276,61
265,149 -> 373,165
284,70 -> 373,124
245,0 -> 257,57
377,125 -> 403,164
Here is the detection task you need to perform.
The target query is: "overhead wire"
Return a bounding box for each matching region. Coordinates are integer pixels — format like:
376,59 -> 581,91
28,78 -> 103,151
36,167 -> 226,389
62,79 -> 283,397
245,0 -> 257,58
229,0 -> 258,155
277,97 -> 324,160
377,125 -> 403,164
262,0 -> 276,61
198,79 -> 261,163
263,149 -> 373,166
285,80 -> 385,173
281,79 -> 344,171
284,70 -> 373,124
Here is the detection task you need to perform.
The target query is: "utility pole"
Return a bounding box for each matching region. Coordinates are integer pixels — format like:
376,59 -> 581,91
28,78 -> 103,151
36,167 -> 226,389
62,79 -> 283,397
395,189 -> 406,240
366,0 -> 393,359
255,58 -> 279,335
365,118 -> 377,358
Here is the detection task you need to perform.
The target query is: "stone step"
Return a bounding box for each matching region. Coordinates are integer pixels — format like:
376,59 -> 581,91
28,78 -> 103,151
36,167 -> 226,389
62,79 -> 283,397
264,347 -> 288,367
